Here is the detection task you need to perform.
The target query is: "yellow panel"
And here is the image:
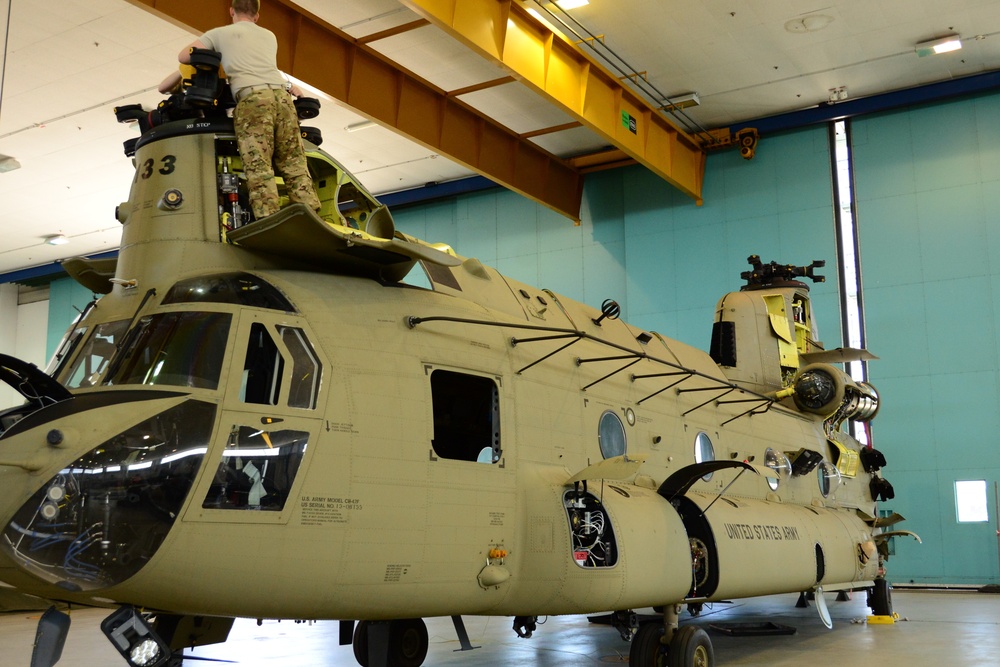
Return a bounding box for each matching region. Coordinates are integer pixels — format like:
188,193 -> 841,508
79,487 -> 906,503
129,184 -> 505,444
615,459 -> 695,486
452,0 -> 505,59
645,121 -> 674,174
764,294 -> 798,369
546,48 -> 584,111
580,70 -> 616,133
503,16 -> 547,89
400,0 -> 706,202
828,439 -> 859,478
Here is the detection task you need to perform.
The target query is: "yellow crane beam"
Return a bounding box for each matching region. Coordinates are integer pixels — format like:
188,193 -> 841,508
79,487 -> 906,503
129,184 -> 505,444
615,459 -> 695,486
124,0 -> 584,221
398,0 -> 706,204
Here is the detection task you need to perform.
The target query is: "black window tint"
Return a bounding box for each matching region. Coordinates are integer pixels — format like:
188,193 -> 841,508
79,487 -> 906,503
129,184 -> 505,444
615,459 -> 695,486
430,370 -> 500,463
106,312 -> 231,390
162,272 -> 295,312
202,425 -> 308,511
241,323 -> 283,405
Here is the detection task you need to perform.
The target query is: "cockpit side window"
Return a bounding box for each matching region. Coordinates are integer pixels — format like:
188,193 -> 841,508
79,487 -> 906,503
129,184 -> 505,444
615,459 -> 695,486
60,319 -> 130,388
241,323 -> 284,405
430,369 -> 501,464
202,425 -> 308,511
105,312 -> 231,390
278,326 -> 320,409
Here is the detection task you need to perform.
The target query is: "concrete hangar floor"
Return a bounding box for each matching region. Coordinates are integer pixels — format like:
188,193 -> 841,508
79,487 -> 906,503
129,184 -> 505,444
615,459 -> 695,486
3,589 -> 998,666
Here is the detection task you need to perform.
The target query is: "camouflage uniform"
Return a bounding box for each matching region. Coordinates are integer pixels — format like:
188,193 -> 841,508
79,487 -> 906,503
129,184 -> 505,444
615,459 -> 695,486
234,88 -> 320,219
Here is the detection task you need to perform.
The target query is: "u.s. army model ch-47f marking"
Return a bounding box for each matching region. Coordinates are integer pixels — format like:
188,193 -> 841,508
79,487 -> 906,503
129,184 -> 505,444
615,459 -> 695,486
0,51 -> 915,667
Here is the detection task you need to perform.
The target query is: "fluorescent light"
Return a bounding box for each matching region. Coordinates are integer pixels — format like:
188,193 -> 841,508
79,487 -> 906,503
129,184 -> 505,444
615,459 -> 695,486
556,0 -> 589,9
345,120 -> 376,133
915,35 -> 962,57
45,234 -> 69,246
0,154 -> 21,173
661,92 -> 700,111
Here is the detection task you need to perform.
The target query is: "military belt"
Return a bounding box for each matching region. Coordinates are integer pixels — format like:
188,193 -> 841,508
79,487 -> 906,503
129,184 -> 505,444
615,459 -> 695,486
235,84 -> 289,103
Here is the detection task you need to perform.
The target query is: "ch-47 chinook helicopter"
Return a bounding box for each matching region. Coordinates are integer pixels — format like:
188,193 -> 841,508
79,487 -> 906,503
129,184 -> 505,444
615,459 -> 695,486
0,50 -> 913,667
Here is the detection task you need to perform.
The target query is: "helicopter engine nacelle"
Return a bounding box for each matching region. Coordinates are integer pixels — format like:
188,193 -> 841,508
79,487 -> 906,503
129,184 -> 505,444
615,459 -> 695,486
675,493 -> 879,601
789,363 -> 879,421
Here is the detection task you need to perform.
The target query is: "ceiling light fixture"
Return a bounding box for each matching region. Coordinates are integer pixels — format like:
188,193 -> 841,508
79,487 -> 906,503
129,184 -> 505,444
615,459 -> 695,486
0,154 -> 21,173
784,14 -> 833,33
345,120 -> 377,133
555,0 -> 589,10
915,35 -> 962,57
44,235 -> 69,246
661,92 -> 700,111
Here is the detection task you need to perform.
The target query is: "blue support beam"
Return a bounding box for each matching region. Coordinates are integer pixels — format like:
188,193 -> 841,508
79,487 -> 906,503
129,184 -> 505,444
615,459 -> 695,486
731,70 -> 1000,136
378,175 -> 499,209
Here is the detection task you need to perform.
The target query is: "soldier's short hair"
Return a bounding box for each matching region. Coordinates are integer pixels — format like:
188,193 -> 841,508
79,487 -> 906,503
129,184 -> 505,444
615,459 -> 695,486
232,0 -> 259,17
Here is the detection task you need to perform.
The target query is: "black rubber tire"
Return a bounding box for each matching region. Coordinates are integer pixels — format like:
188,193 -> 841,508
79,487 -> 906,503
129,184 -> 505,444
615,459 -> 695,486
353,619 -> 428,667
301,126 -> 323,147
629,622 -> 668,667
295,97 -> 321,119
352,620 -> 369,667
388,618 -> 428,667
869,578 -> 893,616
668,626 -> 713,667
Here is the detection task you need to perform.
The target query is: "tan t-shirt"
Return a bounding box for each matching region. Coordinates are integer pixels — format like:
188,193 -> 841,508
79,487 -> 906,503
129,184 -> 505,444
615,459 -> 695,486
198,21 -> 284,94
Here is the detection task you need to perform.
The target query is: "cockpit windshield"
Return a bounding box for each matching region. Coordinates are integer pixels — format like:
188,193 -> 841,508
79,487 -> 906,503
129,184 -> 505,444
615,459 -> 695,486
104,312 -> 231,390
58,319 -> 130,388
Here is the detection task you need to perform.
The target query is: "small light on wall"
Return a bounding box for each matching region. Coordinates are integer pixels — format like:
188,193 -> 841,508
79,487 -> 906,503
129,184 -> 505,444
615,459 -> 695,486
915,35 -> 962,57
45,234 -> 69,246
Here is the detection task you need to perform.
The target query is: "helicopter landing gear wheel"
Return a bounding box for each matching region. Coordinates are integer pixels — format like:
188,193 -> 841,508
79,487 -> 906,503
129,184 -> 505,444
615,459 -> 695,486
629,622 -> 667,667
668,626 -> 713,667
388,618 -> 428,667
868,578 -> 893,617
352,618 -> 429,667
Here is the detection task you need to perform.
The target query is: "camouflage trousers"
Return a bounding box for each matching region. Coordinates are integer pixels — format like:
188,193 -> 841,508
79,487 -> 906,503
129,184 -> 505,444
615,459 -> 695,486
233,89 -> 320,219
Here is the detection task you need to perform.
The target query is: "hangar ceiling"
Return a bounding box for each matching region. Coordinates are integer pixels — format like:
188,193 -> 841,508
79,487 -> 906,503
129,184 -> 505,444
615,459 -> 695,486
2,0 -> 1000,276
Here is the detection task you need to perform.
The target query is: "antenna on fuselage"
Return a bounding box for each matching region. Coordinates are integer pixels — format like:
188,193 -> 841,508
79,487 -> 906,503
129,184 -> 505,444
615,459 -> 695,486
591,299 -> 621,326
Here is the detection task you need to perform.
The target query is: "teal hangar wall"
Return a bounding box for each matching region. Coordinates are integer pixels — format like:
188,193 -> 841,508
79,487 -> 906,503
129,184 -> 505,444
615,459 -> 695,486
853,90 -> 1000,585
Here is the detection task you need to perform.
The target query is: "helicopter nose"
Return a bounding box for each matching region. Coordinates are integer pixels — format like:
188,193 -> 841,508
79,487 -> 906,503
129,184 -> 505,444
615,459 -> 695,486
0,395 -> 217,593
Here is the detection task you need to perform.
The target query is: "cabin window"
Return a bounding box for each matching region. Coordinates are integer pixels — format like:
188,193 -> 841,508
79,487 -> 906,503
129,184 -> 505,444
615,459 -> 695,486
202,425 -> 308,511
163,272 -> 295,312
955,480 -> 989,522
241,323 -> 284,406
278,326 -> 321,409
598,411 -> 626,459
105,312 -> 231,390
61,319 -> 130,388
694,432 -> 715,481
817,460 -> 841,498
764,448 -> 792,491
430,370 -> 501,464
